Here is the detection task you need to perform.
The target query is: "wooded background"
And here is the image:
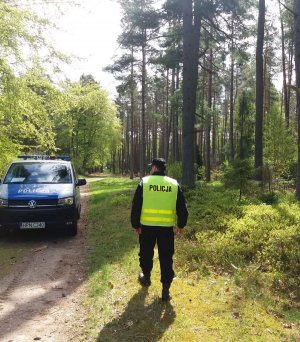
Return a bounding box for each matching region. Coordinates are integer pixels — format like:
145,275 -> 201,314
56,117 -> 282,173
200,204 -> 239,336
107,0 -> 300,194
1,0 -> 300,195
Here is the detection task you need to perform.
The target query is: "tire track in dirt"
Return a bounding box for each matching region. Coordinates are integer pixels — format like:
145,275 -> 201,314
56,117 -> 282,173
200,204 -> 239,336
0,255 -> 32,304
0,182 -> 93,342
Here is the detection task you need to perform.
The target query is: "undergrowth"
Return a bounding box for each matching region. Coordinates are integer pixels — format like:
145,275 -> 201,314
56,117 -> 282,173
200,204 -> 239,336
177,181 -> 300,312
84,177 -> 300,341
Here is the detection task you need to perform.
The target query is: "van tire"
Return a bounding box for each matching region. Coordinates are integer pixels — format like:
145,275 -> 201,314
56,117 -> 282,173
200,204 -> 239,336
67,219 -> 78,236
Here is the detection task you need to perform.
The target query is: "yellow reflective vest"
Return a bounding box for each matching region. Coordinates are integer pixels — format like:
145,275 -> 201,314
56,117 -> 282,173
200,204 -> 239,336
140,175 -> 178,227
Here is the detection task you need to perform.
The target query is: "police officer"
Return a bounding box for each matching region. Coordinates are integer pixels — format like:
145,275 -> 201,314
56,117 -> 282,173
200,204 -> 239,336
131,158 -> 188,301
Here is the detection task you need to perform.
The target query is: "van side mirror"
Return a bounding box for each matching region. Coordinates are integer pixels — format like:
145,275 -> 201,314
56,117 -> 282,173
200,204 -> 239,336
76,178 -> 86,186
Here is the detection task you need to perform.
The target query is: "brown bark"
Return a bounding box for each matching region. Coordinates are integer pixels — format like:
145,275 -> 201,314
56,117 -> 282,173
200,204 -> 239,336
229,23 -> 235,162
205,49 -> 213,182
182,0 -> 201,188
130,47 -> 135,179
140,32 -> 146,176
294,0 -> 300,199
254,0 -> 265,178
278,0 -> 289,126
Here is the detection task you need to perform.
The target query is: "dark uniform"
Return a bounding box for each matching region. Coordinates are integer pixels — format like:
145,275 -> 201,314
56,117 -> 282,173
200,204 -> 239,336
131,159 -> 188,300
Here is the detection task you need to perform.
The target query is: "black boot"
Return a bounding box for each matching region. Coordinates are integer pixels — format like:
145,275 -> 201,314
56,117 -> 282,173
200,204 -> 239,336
138,272 -> 151,286
162,282 -> 171,301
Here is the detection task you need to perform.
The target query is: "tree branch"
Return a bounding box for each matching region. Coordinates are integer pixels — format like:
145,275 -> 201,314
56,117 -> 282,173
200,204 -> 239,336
278,0 -> 295,15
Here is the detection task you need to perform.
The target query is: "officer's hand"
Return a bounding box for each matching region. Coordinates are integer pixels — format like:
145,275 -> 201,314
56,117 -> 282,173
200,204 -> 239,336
176,227 -> 183,236
134,228 -> 142,235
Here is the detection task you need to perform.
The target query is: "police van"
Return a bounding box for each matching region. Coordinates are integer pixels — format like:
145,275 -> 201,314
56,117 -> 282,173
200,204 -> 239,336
0,155 -> 86,236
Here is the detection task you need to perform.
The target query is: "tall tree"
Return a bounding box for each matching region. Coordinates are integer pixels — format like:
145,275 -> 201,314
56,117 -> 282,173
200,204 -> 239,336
118,0 -> 160,176
278,0 -> 289,125
182,0 -> 200,188
254,0 -> 265,179
205,48 -> 213,182
294,0 -> 300,199
105,52 -> 138,178
56,79 -> 121,172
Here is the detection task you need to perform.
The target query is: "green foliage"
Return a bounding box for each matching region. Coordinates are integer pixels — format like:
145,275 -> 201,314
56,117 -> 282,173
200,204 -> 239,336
0,3 -> 49,62
0,64 -> 121,173
199,204 -> 283,267
110,193 -> 131,207
196,166 -> 205,180
167,161 -> 182,181
185,181 -> 244,234
262,223 -> 300,275
222,159 -> 254,200
264,103 -> 296,180
0,2 -> 70,169
179,181 -> 300,299
0,133 -> 19,175
0,63 -> 57,160
236,89 -> 255,159
259,191 -> 278,204
55,81 -> 121,172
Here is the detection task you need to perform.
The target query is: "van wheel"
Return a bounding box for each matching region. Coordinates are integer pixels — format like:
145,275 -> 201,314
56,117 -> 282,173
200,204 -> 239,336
67,220 -> 78,236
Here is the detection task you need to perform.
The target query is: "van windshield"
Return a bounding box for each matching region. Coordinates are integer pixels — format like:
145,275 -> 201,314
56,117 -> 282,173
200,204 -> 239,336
4,162 -> 72,184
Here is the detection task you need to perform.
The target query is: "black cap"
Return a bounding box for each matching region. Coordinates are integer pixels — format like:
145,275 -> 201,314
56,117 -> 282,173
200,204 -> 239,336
148,158 -> 166,170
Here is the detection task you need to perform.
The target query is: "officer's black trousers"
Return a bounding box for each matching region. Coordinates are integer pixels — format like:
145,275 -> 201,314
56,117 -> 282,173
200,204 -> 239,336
139,226 -> 175,284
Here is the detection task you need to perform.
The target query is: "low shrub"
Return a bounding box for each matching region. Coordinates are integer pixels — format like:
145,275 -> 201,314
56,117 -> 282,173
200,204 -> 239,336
261,225 -> 300,274
197,166 -> 205,180
182,181 -> 300,298
259,191 -> 278,204
222,159 -> 255,200
110,193 -> 131,207
167,161 -> 182,181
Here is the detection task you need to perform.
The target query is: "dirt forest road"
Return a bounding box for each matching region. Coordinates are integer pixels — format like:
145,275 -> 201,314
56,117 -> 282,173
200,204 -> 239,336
0,183 -> 91,342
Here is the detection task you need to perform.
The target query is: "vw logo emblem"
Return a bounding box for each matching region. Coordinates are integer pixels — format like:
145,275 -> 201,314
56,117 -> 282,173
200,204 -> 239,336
28,200 -> 37,209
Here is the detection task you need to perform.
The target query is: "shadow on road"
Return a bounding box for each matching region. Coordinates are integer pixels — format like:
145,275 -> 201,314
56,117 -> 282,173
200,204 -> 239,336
96,287 -> 176,342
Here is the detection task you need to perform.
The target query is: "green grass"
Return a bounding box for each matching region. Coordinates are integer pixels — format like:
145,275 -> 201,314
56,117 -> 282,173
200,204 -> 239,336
83,177 -> 300,341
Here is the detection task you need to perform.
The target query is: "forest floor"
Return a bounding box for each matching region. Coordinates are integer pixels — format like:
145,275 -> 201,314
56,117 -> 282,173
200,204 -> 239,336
0,177 -> 299,342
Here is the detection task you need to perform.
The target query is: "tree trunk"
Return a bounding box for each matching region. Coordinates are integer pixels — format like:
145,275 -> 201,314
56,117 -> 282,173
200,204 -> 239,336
278,0 -> 289,126
182,0 -> 201,188
206,48 -> 213,182
175,66 -> 180,161
130,47 -> 135,179
212,92 -> 216,167
254,0 -> 265,180
222,94 -> 229,162
294,0 -> 300,199
165,69 -> 170,159
171,67 -> 176,162
288,38 -> 294,126
140,7 -> 147,177
229,31 -> 235,162
152,90 -> 158,158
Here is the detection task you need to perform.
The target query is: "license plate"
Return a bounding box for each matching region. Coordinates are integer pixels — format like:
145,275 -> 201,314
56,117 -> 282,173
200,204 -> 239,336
20,222 -> 45,229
